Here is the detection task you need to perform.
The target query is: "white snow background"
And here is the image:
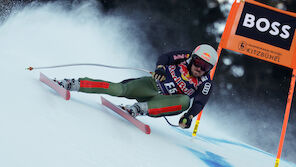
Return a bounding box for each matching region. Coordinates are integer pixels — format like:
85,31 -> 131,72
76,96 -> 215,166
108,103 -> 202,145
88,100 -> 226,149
0,1 -> 295,167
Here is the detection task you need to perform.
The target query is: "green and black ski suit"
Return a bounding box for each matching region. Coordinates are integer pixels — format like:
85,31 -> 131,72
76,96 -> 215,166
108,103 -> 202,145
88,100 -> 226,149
78,51 -> 213,118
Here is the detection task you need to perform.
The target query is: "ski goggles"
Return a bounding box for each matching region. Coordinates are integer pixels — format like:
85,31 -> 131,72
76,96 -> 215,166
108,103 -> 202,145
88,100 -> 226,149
192,56 -> 213,72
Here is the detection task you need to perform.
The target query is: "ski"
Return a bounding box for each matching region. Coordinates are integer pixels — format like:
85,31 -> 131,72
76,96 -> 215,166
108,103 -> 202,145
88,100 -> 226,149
40,72 -> 70,100
101,97 -> 151,134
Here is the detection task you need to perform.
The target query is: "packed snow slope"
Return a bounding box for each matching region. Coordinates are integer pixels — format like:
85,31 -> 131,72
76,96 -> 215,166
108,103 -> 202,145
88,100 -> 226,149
0,1 -> 295,167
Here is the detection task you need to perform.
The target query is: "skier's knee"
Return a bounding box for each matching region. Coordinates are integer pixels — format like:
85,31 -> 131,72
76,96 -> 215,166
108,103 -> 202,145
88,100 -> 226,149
176,95 -> 190,111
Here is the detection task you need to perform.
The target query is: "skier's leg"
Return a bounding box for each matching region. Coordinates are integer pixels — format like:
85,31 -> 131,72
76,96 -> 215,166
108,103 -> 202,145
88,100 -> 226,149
125,94 -> 190,117
56,77 -> 189,117
121,77 -> 159,100
146,94 -> 190,117
78,77 -> 159,99
78,77 -> 126,96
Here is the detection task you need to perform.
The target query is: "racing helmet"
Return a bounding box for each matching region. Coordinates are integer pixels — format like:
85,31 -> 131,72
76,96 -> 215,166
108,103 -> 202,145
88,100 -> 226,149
188,44 -> 218,72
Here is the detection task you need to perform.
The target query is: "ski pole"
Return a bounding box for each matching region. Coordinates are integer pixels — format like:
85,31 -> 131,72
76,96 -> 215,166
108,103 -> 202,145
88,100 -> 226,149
26,63 -> 152,74
163,116 -> 179,127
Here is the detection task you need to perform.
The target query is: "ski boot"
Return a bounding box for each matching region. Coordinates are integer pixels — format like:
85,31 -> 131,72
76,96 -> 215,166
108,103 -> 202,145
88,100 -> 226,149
119,103 -> 148,117
53,78 -> 80,91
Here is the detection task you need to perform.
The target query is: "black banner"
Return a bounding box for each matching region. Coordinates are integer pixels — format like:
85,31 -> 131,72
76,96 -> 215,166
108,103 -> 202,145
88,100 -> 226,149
236,2 -> 296,50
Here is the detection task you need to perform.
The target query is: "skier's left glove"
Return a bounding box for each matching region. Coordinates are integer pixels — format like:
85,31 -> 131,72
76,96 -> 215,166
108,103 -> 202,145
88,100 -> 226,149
179,113 -> 193,129
152,65 -> 166,82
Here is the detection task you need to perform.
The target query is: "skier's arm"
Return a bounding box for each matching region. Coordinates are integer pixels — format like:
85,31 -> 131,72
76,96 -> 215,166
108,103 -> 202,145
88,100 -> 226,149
156,50 -> 191,67
187,81 -> 212,117
179,80 -> 212,129
153,51 -> 191,82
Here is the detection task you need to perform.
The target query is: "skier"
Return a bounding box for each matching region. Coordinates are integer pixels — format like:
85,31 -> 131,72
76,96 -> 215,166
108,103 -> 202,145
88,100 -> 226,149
55,44 -> 218,129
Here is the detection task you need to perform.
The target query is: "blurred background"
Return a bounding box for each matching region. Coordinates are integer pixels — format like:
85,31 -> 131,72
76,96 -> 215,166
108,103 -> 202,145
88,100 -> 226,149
1,0 -> 295,163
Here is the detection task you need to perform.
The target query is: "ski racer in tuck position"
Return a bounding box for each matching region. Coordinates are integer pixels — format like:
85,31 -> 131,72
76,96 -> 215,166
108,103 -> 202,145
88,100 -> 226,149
55,44 -> 218,129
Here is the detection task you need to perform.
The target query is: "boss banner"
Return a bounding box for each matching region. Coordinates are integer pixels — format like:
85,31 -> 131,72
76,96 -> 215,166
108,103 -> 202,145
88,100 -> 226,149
221,0 -> 296,69
216,1 -> 296,167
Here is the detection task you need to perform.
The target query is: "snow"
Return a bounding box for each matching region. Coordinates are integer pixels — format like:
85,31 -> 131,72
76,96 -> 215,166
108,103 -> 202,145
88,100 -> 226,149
0,1 -> 295,167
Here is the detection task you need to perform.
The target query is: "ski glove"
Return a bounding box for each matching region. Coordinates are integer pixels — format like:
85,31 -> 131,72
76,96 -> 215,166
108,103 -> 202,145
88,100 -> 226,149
179,113 -> 193,129
152,65 -> 166,82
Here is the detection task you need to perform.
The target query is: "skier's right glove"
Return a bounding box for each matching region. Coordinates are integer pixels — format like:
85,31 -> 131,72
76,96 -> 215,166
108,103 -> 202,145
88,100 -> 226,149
179,113 -> 193,129
152,65 -> 166,82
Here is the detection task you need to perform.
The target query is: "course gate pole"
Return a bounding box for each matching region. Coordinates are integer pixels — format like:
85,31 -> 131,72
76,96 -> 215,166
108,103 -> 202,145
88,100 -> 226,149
275,69 -> 296,167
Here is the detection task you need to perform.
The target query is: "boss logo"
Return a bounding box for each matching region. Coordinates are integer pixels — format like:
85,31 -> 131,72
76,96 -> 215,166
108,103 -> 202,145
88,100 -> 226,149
242,13 -> 291,39
236,2 -> 296,50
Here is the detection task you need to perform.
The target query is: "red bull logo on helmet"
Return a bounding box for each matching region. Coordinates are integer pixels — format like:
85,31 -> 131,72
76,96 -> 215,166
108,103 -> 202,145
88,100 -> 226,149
201,52 -> 211,62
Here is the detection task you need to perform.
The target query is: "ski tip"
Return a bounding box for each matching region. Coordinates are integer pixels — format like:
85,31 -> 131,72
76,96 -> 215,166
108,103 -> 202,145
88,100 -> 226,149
145,125 -> 151,134
40,72 -> 71,101
65,90 -> 71,100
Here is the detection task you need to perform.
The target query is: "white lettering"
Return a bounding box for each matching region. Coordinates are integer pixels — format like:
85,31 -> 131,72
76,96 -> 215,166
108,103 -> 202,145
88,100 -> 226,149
242,13 -> 291,39
243,13 -> 255,28
269,22 -> 280,36
256,18 -> 270,32
168,65 -> 195,96
280,25 -> 291,39
164,82 -> 177,94
201,76 -> 209,82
